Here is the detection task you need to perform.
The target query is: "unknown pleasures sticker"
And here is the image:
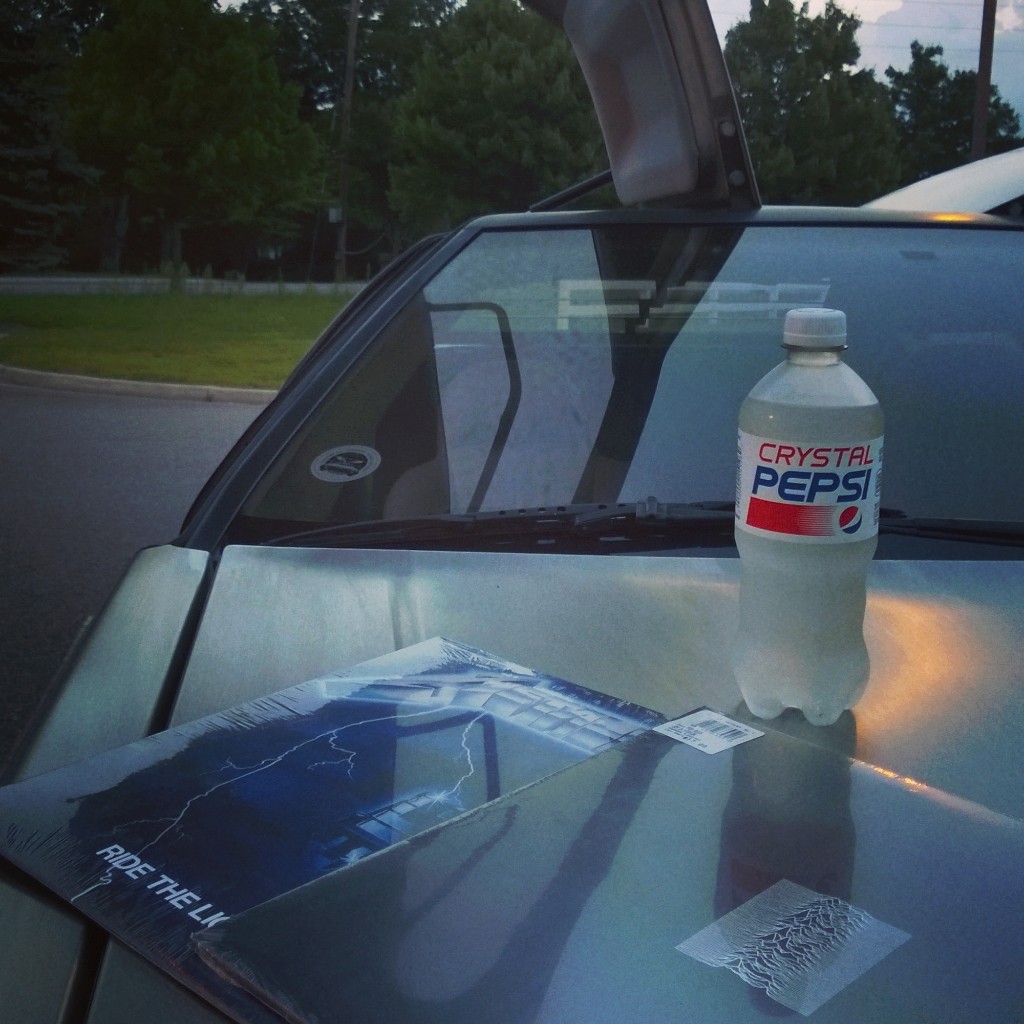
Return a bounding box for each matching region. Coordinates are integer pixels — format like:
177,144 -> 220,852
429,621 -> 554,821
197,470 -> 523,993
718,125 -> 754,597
677,879 -> 909,1015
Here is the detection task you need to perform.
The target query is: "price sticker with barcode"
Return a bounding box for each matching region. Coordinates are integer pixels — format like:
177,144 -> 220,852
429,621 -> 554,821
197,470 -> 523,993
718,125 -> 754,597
654,710 -> 763,754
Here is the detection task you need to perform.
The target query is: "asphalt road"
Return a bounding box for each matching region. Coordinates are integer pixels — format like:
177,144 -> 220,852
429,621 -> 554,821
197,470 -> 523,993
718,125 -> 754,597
0,380 -> 265,774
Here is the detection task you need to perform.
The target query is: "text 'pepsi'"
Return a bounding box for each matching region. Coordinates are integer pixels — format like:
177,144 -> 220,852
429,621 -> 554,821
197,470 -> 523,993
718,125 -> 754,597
737,432 -> 883,540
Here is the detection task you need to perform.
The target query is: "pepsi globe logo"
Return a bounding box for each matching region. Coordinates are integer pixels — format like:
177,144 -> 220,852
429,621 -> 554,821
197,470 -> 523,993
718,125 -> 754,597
839,506 -> 863,534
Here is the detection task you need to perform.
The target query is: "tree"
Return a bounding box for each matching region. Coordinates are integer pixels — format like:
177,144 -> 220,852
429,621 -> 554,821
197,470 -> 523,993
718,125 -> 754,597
239,0 -> 455,274
32,0 -> 105,48
67,0 -> 321,271
389,0 -> 604,238
240,0 -> 455,116
725,0 -> 901,204
886,41 -> 1022,185
0,1 -> 98,271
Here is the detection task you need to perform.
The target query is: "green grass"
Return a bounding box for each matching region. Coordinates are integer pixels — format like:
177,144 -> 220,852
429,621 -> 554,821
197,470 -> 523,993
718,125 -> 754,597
0,291 -> 351,389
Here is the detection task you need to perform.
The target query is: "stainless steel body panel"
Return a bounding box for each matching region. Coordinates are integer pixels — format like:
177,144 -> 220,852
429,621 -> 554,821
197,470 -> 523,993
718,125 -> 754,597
6,544 -> 1021,1024
11,545 -> 209,783
193,725 -> 1024,1024
0,872 -> 93,1024
0,546 -> 211,1024
86,944 -> 233,1024
173,546 -> 1024,821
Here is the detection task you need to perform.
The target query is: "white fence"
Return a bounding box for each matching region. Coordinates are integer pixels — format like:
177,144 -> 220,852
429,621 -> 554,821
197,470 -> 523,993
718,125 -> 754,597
0,276 -> 362,297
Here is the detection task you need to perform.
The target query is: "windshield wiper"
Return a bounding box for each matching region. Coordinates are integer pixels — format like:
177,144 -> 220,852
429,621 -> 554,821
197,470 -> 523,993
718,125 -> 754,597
878,512 -> 1024,547
571,497 -> 735,531
263,498 -> 736,549
262,503 -> 1023,551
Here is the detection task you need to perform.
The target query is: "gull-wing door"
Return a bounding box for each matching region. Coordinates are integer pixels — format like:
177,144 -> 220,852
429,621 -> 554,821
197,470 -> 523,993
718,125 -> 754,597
526,0 -> 759,208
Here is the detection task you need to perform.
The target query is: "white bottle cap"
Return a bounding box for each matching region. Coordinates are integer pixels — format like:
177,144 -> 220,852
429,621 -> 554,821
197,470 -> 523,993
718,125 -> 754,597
783,307 -> 847,350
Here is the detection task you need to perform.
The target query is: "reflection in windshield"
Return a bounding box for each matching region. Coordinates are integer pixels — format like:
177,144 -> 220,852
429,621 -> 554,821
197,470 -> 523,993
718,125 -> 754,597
429,302 -> 521,513
240,223 -> 1024,536
427,229 -> 614,511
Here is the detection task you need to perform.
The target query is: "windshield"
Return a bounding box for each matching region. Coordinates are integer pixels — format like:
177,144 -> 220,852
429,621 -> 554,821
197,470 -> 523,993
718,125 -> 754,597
237,221 -> 1023,542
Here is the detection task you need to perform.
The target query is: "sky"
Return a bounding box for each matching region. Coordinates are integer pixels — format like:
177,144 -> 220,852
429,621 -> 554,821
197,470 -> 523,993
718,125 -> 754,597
219,0 -> 1024,127
707,0 -> 1024,120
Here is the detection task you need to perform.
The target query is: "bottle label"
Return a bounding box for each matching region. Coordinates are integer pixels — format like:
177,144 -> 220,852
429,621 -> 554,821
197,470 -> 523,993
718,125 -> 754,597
735,431 -> 883,543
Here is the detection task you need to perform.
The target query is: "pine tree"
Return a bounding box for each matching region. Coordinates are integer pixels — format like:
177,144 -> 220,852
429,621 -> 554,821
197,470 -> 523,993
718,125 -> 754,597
886,41 -> 1022,185
0,1 -> 97,271
725,0 -> 901,204
67,0 -> 321,270
388,0 -> 604,238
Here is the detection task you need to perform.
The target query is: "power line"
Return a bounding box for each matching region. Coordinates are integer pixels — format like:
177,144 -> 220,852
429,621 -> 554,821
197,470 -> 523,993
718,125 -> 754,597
861,21 -> 1008,31
711,0 -> 1023,19
712,0 -> 1018,10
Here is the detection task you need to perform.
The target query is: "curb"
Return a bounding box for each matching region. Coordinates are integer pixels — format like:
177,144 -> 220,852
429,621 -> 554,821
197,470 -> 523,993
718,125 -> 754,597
0,363 -> 276,405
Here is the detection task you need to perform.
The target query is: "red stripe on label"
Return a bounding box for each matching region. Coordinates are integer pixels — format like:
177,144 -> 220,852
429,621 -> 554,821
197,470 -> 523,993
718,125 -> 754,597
746,497 -> 835,536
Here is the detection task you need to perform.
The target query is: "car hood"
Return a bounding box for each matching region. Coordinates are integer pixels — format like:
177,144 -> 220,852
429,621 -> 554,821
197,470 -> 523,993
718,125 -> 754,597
865,147 -> 1024,215
525,0 -> 759,208
22,544 -> 1022,825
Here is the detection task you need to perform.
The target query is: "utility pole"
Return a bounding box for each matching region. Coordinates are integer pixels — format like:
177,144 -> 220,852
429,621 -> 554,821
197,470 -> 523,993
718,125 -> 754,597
334,0 -> 361,282
970,0 -> 998,160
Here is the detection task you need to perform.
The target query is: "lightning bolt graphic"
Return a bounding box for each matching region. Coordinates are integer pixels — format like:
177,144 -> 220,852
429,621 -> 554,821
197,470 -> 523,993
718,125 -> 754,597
425,712 -> 486,810
306,733 -> 358,777
92,703 -> 478,868
72,872 -> 115,902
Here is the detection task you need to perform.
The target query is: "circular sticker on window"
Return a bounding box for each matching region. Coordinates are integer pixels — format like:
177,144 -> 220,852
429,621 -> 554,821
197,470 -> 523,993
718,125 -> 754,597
310,445 -> 381,483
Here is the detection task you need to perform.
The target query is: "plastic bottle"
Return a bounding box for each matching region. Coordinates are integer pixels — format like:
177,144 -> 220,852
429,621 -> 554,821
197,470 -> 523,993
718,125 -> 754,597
733,308 -> 883,726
